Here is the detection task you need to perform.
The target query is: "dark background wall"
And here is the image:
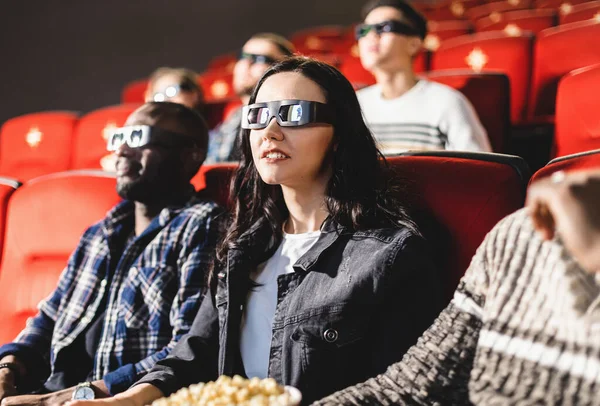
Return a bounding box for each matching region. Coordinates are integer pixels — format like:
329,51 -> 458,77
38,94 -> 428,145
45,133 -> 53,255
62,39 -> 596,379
0,0 -> 368,126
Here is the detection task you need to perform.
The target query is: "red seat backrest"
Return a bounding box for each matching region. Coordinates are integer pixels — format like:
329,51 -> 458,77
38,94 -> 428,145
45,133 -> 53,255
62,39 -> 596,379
0,112 -> 78,180
340,52 -> 428,90
193,153 -> 528,298
290,26 -> 348,55
389,151 -> 529,297
191,163 -> 238,207
560,0 -> 600,24
426,0 -> 483,20
535,0 -> 590,10
198,72 -> 236,102
475,9 -> 557,33
71,104 -> 141,170
424,20 -> 474,52
0,179 -> 21,268
466,0 -> 534,21
427,70 -> 510,152
553,64 -> 600,157
0,171 -> 120,344
431,31 -> 534,124
528,21 -> 600,120
121,79 -> 148,104
206,53 -> 237,74
530,149 -> 600,183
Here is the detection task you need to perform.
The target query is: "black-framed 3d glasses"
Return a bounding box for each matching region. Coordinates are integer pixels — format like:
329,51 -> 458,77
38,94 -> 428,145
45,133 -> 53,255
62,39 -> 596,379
355,20 -> 421,40
241,100 -> 335,129
238,51 -> 278,66
152,82 -> 196,102
106,125 -> 196,151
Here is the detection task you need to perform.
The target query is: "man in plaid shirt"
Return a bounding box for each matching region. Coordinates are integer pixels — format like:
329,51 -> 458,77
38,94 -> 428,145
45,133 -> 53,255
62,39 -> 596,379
0,102 -> 223,405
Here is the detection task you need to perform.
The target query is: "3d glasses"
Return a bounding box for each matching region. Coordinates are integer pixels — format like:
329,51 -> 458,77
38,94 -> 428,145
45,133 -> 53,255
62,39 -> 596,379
355,20 -> 421,40
241,100 -> 335,129
106,125 -> 196,151
238,51 -> 278,66
152,82 -> 196,102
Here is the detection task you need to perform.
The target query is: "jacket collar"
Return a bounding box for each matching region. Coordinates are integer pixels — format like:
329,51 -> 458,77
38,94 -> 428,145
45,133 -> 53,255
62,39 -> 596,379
293,217 -> 347,272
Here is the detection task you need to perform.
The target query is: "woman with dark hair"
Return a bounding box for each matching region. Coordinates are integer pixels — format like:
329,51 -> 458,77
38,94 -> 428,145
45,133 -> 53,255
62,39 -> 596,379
66,57 -> 442,406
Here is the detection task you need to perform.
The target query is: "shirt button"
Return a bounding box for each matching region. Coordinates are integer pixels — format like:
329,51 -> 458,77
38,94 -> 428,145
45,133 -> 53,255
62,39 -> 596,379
100,280 -> 107,287
323,328 -> 338,343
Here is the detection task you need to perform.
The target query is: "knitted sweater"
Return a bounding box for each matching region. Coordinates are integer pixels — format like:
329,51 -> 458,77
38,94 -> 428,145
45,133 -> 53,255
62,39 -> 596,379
314,209 -> 600,405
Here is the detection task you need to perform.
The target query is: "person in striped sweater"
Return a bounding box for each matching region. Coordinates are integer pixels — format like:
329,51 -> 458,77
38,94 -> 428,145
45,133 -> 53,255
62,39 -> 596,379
314,169 -> 600,405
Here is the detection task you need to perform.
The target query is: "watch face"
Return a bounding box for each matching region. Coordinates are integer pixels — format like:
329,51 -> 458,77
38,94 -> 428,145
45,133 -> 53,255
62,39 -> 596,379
73,386 -> 95,400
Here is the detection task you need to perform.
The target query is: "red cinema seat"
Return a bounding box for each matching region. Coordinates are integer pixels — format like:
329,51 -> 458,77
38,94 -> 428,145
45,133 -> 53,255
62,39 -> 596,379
432,31 -> 534,123
290,26 -> 347,54
424,20 -> 474,52
198,72 -> 235,102
121,79 -> 148,104
535,0 -> 590,11
560,0 -> 600,24
0,112 -> 78,181
71,104 -> 141,171
528,21 -> 600,120
475,9 -> 557,33
466,0 -> 534,22
0,179 -> 21,267
427,70 -> 510,152
427,0 -> 483,20
553,64 -> 600,157
530,149 -> 600,183
192,163 -> 238,207
0,171 -> 120,344
206,53 -> 237,74
391,151 -> 529,297
193,153 -> 528,298
340,52 -> 428,90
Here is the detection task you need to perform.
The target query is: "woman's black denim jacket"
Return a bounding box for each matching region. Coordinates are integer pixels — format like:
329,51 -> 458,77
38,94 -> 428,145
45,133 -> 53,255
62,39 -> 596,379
135,219 -> 443,404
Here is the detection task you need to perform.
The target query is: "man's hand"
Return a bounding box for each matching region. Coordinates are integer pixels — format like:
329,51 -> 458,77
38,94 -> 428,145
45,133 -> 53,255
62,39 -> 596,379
0,368 -> 18,401
0,380 -> 110,406
527,169 -> 600,273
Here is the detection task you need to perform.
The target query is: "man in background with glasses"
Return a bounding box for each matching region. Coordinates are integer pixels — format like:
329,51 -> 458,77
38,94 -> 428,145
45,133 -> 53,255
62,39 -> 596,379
205,33 -> 295,163
0,102 -> 223,406
355,0 -> 491,154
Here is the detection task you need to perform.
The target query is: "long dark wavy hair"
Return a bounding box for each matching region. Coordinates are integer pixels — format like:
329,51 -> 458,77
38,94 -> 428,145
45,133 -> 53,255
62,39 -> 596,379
215,56 -> 417,269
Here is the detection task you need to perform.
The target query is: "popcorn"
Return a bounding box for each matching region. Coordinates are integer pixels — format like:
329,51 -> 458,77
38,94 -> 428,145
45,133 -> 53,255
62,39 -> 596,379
151,376 -> 300,406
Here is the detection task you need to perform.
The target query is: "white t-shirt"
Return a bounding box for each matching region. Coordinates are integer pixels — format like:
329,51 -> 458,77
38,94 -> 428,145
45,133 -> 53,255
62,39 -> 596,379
239,230 -> 321,379
357,79 -> 492,155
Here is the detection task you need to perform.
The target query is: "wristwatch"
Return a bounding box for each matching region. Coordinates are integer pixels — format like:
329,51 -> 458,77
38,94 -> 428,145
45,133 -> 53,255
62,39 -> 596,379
72,382 -> 96,400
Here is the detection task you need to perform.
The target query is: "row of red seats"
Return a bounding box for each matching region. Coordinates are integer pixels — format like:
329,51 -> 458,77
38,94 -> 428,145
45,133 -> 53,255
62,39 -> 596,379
285,1 -> 600,56
4,60 -> 596,186
0,151 -> 530,343
123,20 -> 600,128
419,0 -> 600,22
2,148 -> 598,344
314,19 -> 600,125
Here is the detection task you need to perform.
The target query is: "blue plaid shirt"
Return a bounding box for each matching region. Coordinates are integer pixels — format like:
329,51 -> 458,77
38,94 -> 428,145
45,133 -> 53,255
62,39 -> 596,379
0,197 -> 223,394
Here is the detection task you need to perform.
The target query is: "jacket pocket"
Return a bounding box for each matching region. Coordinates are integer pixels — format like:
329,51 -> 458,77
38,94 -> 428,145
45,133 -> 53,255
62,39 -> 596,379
288,308 -> 370,399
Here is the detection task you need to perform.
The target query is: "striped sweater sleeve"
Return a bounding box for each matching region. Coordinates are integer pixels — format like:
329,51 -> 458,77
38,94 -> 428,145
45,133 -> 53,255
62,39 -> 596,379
312,211 -> 517,405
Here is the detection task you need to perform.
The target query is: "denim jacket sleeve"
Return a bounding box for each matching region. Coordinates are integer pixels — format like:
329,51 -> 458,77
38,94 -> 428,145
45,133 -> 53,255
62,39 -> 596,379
104,210 -> 224,394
